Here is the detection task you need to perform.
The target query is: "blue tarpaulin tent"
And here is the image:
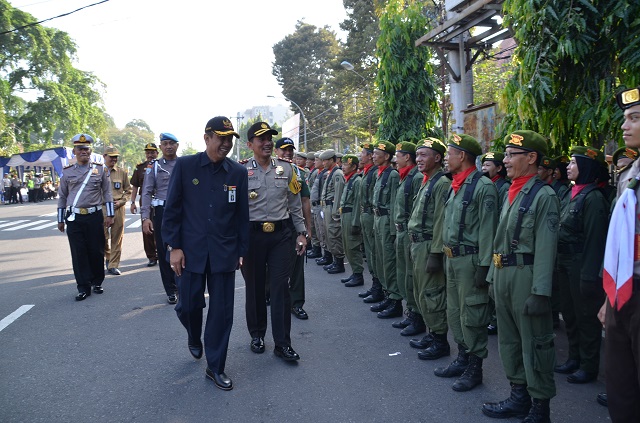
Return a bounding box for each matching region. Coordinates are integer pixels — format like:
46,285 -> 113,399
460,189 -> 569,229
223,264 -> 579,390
0,147 -> 104,181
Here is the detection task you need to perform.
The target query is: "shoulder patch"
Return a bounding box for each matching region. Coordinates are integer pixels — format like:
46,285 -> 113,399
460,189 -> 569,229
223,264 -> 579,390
239,158 -> 250,164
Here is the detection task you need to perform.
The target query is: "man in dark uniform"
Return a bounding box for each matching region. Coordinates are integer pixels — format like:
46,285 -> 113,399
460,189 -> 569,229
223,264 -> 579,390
57,134 -> 114,301
241,122 -> 307,362
142,133 -> 179,304
130,143 -> 159,267
163,116 -> 248,391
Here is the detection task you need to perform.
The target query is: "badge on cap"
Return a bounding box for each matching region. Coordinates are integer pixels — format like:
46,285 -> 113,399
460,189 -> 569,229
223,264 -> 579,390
586,149 -> 597,159
192,178 -> 199,185
452,134 -> 462,145
485,152 -> 495,159
378,143 -> 386,151
275,166 -> 284,175
510,133 -> 524,146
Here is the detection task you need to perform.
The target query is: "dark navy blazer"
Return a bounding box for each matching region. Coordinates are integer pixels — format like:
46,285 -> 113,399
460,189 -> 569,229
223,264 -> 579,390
162,152 -> 249,274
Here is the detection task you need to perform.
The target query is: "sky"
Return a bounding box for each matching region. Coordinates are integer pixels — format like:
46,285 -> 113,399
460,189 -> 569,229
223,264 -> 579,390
11,0 -> 348,152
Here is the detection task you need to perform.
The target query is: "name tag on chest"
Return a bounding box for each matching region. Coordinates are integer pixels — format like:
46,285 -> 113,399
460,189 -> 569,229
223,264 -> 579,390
227,186 -> 236,203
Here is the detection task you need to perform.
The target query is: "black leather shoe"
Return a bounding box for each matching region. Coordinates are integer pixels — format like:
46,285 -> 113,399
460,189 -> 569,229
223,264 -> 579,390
168,295 -> 178,304
75,292 -> 90,301
250,337 -> 265,354
344,273 -> 364,287
341,274 -> 354,283
418,334 -> 450,360
363,291 -> 384,303
107,268 -> 122,276
482,383 -> 531,419
370,298 -> 391,312
188,338 -> 203,359
567,369 -> 597,384
392,314 -> 412,329
487,324 -> 498,335
596,392 -> 607,407
401,314 -> 426,336
291,307 -> 308,320
206,368 -> 233,391
92,285 -> 104,294
147,259 -> 158,267
410,333 -> 434,349
358,287 -> 373,298
554,358 -> 579,374
377,300 -> 402,319
274,345 -> 300,361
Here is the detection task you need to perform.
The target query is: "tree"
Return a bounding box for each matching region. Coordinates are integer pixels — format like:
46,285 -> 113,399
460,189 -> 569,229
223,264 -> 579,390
0,1 -> 107,150
472,46 -> 515,106
180,143 -> 198,156
233,115 -> 282,161
500,0 -> 640,154
272,21 -> 341,150
376,0 -> 441,142
105,119 -> 155,171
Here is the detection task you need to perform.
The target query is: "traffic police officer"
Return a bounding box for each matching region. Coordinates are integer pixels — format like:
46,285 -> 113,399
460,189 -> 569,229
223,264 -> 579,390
57,134 -> 114,301
319,149 -> 346,274
392,141 -> 425,336
241,122 -> 307,362
407,138 -> 452,359
369,141 -> 402,319
482,130 -> 558,422
130,142 -> 159,267
436,134 -> 498,392
103,146 -> 131,276
142,132 -> 179,304
339,154 -> 364,286
162,116 -> 249,391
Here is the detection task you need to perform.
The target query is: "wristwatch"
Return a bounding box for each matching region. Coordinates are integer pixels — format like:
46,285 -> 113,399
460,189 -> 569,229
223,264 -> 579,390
166,245 -> 173,252
297,231 -> 307,237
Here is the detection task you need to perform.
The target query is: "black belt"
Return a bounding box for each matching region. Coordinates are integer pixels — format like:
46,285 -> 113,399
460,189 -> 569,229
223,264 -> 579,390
321,200 -> 334,206
373,208 -> 389,217
410,233 -> 433,243
361,206 -> 373,214
443,244 -> 479,258
312,201 -> 320,206
250,220 -> 287,233
342,207 -> 353,213
492,253 -> 534,268
557,244 -> 583,254
395,223 -> 406,232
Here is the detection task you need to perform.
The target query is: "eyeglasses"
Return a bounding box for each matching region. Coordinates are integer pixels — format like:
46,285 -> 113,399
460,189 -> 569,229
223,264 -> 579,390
503,151 -> 530,159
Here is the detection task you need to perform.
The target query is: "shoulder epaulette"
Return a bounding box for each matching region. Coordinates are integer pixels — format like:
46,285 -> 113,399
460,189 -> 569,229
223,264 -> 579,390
136,161 -> 146,167
238,158 -> 250,164
277,157 -> 293,163
91,162 -> 102,166
63,164 -> 73,169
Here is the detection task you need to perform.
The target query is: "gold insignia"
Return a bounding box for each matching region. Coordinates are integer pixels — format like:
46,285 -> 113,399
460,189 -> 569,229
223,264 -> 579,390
275,165 -> 284,175
362,143 -> 371,149
347,158 -> 353,164
378,143 -> 386,151
396,143 -> 403,150
192,178 -> 199,185
621,88 -> 640,105
452,134 -> 462,145
261,123 -> 268,129
510,134 -> 524,146
423,140 -> 433,148
223,119 -> 233,129
626,148 -> 638,159
249,191 -> 258,199
92,168 -> 98,174
485,152 -> 495,159
80,135 -> 86,142
586,149 -> 597,159
543,158 -> 550,166
559,156 -> 568,163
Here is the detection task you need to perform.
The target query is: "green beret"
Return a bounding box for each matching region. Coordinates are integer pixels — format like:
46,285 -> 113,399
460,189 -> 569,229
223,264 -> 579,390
504,130 -> 548,156
481,151 -> 505,164
416,138 -> 446,156
361,142 -> 375,152
395,141 -> 416,155
539,156 -> 556,170
374,141 -> 396,156
612,146 -> 639,165
319,149 -> 337,160
336,152 -> 344,158
570,146 -> 605,164
554,155 -> 569,168
343,154 -> 359,166
448,133 -> 482,157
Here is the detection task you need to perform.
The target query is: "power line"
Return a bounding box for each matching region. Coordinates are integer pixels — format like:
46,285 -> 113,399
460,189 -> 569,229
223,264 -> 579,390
0,0 -> 110,36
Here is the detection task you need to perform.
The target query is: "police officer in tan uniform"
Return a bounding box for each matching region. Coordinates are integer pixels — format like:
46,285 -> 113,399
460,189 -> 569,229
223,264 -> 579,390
103,146 -> 131,276
57,134 -> 114,301
241,122 -> 307,362
130,143 -> 159,266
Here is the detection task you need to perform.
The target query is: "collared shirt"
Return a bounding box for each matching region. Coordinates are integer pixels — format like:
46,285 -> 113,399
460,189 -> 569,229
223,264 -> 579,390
57,162 -> 113,209
140,157 -> 177,220
106,166 -> 132,204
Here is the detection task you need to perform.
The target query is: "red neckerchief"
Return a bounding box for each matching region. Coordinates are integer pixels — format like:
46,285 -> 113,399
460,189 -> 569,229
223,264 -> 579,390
571,183 -> 589,199
363,163 -> 373,175
344,170 -> 357,183
377,165 -> 388,177
491,175 -> 501,183
398,164 -> 415,181
422,172 -> 430,185
597,181 -> 607,189
508,174 -> 536,204
451,167 -> 475,194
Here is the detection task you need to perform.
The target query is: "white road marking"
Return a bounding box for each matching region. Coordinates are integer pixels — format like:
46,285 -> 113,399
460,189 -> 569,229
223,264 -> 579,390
39,212 -> 58,217
3,220 -> 49,231
29,221 -> 59,230
0,220 -> 28,229
0,305 -> 35,333
127,219 -> 142,228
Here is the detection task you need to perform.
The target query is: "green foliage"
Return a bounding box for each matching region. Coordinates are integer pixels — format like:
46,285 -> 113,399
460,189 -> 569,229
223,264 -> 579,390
105,119 -> 155,171
233,115 -> 282,161
473,47 -> 515,106
376,0 -> 440,142
180,143 -> 198,156
500,0 -> 640,154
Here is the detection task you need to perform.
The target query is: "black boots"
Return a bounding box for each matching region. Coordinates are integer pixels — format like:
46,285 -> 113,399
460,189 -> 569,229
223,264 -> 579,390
452,354 -> 483,391
306,244 -> 322,259
400,311 -> 426,336
344,273 -> 364,287
418,332 -> 450,360
377,299 -> 403,319
341,274 -> 354,283
522,399 -> 551,423
392,311 -> 412,328
326,256 -> 345,274
482,383 -> 532,419
363,278 -> 384,303
370,294 -> 392,312
316,250 -> 333,266
410,332 -> 434,349
434,344 -> 469,378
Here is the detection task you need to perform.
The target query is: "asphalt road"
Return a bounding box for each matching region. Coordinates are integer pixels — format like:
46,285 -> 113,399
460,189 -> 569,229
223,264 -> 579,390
0,202 -> 611,422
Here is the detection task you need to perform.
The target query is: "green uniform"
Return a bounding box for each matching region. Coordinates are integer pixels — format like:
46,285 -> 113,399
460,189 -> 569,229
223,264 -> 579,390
307,168 -> 320,247
442,170 -> 498,358
408,170 -> 451,334
321,165 -> 345,258
488,176 -> 559,400
289,168 -> 311,309
340,172 -> 363,273
373,167 -> 400,299
556,184 -> 608,375
359,165 -> 378,278
495,177 -> 510,213
394,166 -> 423,312
311,169 -> 327,250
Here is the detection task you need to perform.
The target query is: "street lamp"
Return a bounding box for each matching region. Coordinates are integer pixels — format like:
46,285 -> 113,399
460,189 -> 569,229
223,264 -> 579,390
267,95 -> 307,152
340,61 -> 372,142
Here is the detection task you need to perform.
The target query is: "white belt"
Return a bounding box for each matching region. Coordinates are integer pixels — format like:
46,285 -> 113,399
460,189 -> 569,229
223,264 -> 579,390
151,199 -> 165,207
70,205 -> 102,215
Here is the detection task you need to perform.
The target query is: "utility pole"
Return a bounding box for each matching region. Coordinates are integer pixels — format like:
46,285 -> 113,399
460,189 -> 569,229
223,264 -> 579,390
233,113 -> 244,160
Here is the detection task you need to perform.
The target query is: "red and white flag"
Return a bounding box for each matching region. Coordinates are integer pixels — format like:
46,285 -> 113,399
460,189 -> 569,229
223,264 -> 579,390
603,180 -> 637,310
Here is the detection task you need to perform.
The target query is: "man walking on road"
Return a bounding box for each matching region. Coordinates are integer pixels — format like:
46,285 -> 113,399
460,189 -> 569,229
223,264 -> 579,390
130,143 -> 159,267
103,146 -> 131,276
